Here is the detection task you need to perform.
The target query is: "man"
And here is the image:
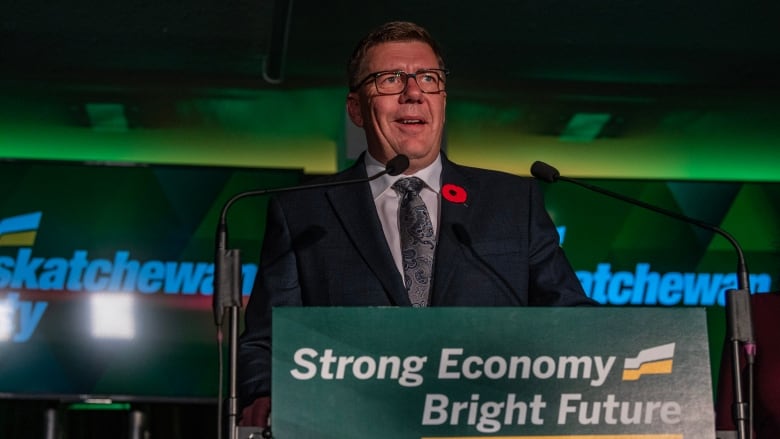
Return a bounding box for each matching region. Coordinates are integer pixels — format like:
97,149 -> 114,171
238,21 -> 594,427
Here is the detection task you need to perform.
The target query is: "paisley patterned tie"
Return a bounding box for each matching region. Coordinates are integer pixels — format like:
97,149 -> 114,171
392,177 -> 436,307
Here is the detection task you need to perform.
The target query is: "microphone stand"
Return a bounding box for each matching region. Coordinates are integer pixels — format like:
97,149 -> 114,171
213,155 -> 409,439
530,161 -> 755,439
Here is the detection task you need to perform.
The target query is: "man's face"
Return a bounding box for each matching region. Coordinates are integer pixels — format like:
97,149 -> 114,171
347,41 -> 447,174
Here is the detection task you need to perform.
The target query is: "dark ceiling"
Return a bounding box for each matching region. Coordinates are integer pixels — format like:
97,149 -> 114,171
1,0 -> 779,180
3,0 -> 780,94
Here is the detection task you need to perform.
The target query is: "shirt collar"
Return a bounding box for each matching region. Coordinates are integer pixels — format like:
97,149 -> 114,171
365,152 -> 442,199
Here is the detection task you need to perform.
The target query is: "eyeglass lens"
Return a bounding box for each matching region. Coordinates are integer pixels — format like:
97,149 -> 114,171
375,70 -> 445,94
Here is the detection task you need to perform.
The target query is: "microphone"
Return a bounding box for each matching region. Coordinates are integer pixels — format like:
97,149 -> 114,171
212,154 -> 408,439
530,161 -> 751,292
531,160 -> 755,439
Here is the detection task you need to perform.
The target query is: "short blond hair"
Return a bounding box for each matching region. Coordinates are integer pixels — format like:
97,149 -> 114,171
347,21 -> 445,90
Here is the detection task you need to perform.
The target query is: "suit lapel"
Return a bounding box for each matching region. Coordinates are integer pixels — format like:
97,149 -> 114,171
325,163 -> 410,306
431,159 -> 477,305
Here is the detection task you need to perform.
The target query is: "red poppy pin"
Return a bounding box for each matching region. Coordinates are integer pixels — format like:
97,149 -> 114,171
442,183 -> 468,204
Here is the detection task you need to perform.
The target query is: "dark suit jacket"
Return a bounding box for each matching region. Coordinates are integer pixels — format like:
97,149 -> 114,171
237,154 -> 593,408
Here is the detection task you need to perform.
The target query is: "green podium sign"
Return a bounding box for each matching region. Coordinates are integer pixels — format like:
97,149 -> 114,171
272,307 -> 714,439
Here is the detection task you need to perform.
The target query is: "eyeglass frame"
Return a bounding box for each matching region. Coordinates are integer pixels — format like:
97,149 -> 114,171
350,68 -> 450,94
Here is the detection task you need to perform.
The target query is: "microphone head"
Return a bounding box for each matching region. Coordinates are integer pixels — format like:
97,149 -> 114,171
530,161 -> 560,183
385,155 -> 410,176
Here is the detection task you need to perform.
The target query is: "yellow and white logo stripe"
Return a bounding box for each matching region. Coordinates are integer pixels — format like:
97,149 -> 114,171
622,343 -> 675,381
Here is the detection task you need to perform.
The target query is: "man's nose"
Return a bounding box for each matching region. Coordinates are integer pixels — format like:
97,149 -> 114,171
400,75 -> 424,100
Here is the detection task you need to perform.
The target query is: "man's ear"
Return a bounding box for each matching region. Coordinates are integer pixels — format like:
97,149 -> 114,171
346,93 -> 364,127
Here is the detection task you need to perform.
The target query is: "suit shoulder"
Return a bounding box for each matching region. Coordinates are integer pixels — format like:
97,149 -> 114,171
450,162 -> 536,186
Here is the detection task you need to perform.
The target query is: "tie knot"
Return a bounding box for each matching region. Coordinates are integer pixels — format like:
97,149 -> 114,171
392,177 -> 425,197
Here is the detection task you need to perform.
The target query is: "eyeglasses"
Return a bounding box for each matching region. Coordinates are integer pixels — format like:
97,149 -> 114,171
351,69 -> 449,95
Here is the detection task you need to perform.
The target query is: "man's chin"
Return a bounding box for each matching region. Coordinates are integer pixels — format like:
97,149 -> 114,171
401,150 -> 439,170
368,140 -> 440,165
396,141 -> 439,157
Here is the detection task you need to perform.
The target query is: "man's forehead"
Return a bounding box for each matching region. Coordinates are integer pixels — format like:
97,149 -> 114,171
363,41 -> 438,71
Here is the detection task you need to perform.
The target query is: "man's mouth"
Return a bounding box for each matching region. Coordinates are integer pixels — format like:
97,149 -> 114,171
398,118 -> 424,125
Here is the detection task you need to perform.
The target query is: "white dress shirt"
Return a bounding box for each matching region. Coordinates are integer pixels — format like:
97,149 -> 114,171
365,152 -> 442,277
